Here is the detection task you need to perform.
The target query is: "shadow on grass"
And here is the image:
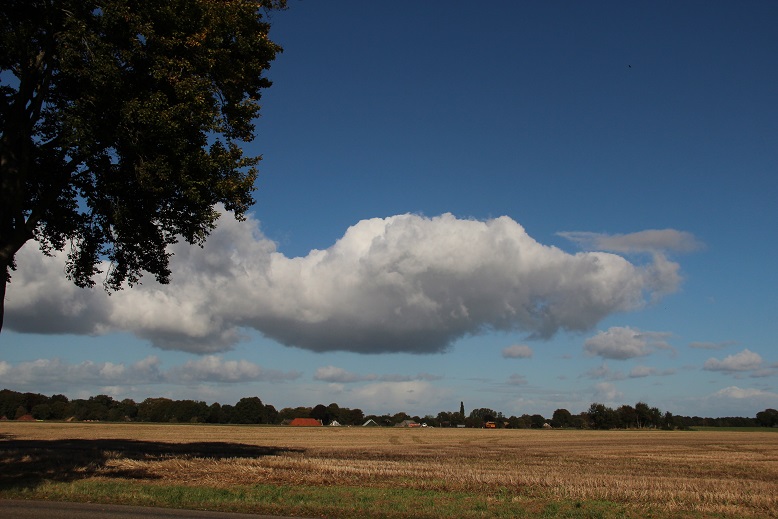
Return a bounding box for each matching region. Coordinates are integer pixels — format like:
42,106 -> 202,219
0,438 -> 303,490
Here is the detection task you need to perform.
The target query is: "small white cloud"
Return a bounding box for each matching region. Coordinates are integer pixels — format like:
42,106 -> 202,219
629,365 -> 676,378
593,382 -> 622,403
132,356 -> 163,378
712,386 -> 774,399
314,366 -> 374,383
349,381 -> 451,413
99,362 -> 126,378
584,363 -> 625,381
584,326 -> 672,360
507,373 -> 528,385
314,366 -> 441,384
559,229 -> 703,254
689,341 -> 737,350
502,344 -> 533,359
170,355 -> 300,383
629,365 -> 656,378
703,349 -> 763,372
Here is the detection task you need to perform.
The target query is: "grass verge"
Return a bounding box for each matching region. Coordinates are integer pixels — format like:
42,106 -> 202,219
1,480 -> 654,519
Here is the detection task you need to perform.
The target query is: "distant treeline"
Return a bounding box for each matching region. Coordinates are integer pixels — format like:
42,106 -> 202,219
1,388 -> 776,429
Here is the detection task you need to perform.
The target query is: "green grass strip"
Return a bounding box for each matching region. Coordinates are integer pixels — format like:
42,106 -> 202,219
0,480 -> 651,519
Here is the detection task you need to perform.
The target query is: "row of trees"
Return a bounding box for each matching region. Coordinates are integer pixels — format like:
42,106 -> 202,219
0,390 -> 280,425
2,389 -> 776,429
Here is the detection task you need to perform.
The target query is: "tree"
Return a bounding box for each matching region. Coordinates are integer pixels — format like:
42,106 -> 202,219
14,405 -> 28,419
0,0 -> 286,332
756,408 -> 778,428
616,404 -> 637,428
661,411 -> 676,430
391,411 -> 411,425
634,402 -> 652,429
108,398 -> 138,421
649,406 -> 663,429
49,393 -> 71,419
506,415 -> 530,429
263,403 -> 278,424
468,407 -> 498,427
167,399 -> 208,423
587,402 -> 617,430
338,407 -> 364,426
551,408 -> 573,428
31,402 -> 52,420
0,389 -> 26,419
205,402 -> 224,423
137,397 -> 174,422
310,404 -> 331,424
233,396 -> 266,424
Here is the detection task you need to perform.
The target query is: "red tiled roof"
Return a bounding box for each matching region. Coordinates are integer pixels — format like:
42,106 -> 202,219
289,418 -> 322,427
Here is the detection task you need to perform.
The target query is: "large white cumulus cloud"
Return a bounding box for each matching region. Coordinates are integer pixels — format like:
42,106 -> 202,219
6,212 -> 684,354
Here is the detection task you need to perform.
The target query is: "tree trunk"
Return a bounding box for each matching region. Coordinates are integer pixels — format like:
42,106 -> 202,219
0,263 -> 7,334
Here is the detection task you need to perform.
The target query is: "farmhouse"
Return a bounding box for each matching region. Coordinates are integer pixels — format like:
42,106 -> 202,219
395,419 -> 421,428
288,418 -> 322,427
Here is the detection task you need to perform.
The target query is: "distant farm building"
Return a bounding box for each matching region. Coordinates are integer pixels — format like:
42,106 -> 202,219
288,418 -> 322,427
362,419 -> 379,427
396,419 -> 421,428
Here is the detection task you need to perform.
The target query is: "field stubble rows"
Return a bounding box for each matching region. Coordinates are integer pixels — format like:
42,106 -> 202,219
1,422 -> 776,517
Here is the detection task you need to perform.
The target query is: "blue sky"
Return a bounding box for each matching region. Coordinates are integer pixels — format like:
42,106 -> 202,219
2,1 -> 777,419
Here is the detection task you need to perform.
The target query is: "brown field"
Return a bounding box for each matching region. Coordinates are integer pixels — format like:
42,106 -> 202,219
1,422 -> 777,517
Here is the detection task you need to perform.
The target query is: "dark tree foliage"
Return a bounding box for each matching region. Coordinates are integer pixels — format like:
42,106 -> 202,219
616,404 -> 637,428
468,407 -> 497,423
388,411 -> 409,424
310,403 -> 331,424
467,407 -> 502,427
0,0 -> 286,331
756,408 -> 778,428
587,403 -> 617,430
137,397 -> 174,422
551,408 -> 573,428
232,396 -> 267,424
436,410 -> 465,427
0,388 -> 26,418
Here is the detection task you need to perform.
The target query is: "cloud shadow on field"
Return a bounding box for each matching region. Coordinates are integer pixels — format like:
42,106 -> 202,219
0,437 -> 304,490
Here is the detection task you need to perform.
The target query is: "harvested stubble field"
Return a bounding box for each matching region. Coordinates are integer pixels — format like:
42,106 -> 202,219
1,422 -> 776,518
